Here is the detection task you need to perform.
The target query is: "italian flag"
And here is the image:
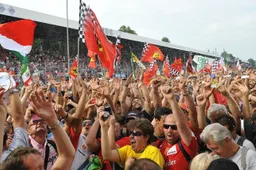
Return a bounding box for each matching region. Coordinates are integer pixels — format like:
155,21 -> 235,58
0,19 -> 36,86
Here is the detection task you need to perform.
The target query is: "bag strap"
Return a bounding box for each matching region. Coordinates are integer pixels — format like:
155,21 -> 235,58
241,146 -> 249,170
47,140 -> 58,154
44,144 -> 50,170
237,136 -> 246,146
157,138 -> 165,148
178,140 -> 192,162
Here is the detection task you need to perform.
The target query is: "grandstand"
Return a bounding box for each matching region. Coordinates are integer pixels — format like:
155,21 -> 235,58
0,3 -> 219,77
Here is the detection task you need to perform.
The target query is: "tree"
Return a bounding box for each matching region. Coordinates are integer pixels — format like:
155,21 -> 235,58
248,58 -> 256,68
161,37 -> 170,43
118,25 -> 137,35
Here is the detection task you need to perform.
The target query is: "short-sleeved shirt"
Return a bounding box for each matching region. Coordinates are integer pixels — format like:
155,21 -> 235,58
97,137 -> 130,170
0,127 -> 29,162
71,134 -> 90,170
229,146 -> 256,170
117,145 -> 165,168
158,137 -> 198,170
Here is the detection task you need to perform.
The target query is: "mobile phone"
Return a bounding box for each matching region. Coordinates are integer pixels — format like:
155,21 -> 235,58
101,111 -> 110,121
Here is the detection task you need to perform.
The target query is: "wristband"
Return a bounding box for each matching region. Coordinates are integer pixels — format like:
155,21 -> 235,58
49,121 -> 61,131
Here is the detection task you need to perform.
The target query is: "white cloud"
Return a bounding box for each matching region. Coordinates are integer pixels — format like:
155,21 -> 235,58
2,0 -> 256,60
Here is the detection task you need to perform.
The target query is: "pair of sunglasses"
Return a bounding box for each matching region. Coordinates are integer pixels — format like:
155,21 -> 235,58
128,131 -> 144,137
163,124 -> 178,130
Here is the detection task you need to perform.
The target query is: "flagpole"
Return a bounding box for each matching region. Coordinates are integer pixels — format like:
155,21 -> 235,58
66,0 -> 70,75
77,37 -> 80,73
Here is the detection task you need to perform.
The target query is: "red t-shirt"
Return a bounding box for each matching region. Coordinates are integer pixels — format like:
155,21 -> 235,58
157,137 -> 198,170
97,137 -> 130,170
68,127 -> 81,150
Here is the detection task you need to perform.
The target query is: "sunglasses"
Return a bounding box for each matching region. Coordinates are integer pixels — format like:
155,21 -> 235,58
82,121 -> 92,127
128,131 -> 144,137
163,124 -> 178,130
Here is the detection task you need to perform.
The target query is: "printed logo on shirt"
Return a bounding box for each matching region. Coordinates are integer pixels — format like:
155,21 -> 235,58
167,145 -> 177,155
165,160 -> 177,167
82,144 -> 87,150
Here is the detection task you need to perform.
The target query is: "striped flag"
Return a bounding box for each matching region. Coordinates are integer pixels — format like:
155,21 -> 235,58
0,19 -> 36,86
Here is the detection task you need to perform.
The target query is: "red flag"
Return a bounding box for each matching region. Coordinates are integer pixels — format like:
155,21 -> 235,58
170,58 -> 183,76
84,9 -> 117,78
70,59 -> 78,79
163,56 -> 171,78
141,44 -> 164,63
186,56 -> 194,74
88,54 -> 96,69
143,60 -> 158,86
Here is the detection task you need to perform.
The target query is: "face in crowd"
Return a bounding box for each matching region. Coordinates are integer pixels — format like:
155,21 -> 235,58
163,114 -> 180,145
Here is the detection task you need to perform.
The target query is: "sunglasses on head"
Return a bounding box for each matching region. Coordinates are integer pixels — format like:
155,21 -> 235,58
32,119 -> 44,124
82,121 -> 92,127
163,124 -> 178,130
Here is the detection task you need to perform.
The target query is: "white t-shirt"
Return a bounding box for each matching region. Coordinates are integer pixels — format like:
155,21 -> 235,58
235,135 -> 256,151
229,146 -> 256,170
71,134 -> 91,170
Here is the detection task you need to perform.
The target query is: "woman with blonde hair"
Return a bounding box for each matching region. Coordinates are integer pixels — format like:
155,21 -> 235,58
190,152 -> 216,170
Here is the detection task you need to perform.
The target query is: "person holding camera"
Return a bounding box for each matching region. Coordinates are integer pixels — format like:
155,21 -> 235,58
99,110 -> 164,169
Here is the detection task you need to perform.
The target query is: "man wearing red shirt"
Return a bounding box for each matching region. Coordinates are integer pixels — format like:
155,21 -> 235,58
157,86 -> 198,170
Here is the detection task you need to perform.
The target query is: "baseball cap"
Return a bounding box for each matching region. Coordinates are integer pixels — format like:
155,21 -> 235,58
206,158 -> 239,170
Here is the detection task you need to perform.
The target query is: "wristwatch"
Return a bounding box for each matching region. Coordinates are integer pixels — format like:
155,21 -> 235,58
9,88 -> 19,95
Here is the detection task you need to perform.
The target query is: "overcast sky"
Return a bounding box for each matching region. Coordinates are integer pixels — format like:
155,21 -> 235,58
2,0 -> 256,61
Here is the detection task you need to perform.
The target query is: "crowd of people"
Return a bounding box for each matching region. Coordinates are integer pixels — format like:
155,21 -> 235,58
0,64 -> 256,170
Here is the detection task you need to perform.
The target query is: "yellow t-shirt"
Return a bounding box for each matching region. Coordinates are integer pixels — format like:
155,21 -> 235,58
117,145 -> 165,168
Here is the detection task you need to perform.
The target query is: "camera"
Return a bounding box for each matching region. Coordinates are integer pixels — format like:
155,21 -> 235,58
101,111 -> 110,121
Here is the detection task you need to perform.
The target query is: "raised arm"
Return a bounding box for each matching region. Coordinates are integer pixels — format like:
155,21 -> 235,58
120,74 -> 133,116
179,77 -> 198,130
99,112 -> 120,162
138,73 -> 152,114
0,88 -> 7,158
30,90 -> 75,170
151,78 -> 162,110
10,88 -> 26,129
196,94 -> 208,129
161,86 -> 192,146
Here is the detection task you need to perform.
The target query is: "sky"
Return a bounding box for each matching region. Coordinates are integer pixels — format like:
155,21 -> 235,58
2,0 -> 256,61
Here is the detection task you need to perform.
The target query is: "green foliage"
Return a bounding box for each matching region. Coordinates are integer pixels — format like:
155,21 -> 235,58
248,58 -> 256,68
119,25 -> 137,35
161,37 -> 170,43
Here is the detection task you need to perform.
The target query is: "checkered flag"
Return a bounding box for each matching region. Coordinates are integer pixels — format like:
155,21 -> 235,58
211,59 -> 219,74
141,42 -> 148,56
78,0 -> 88,43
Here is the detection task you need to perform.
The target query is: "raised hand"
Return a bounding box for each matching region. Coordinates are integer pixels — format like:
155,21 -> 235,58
90,78 -> 100,90
231,82 -> 249,99
196,94 -> 207,107
178,77 -> 187,93
161,85 -> 174,100
151,78 -> 161,91
113,78 -> 120,90
30,90 -> 57,127
125,74 -> 133,87
84,98 -> 96,111
216,78 -> 228,96
0,88 -> 7,113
